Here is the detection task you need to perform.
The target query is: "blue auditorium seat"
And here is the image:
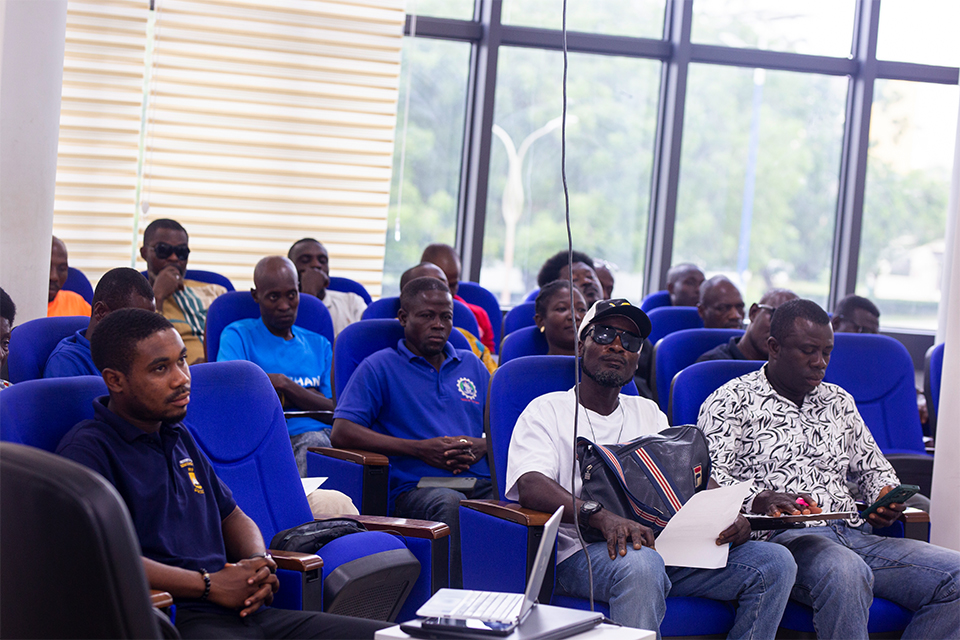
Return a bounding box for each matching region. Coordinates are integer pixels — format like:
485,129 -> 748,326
457,281 -> 502,353
62,266 -> 94,304
640,290 -> 671,312
7,315 -> 89,382
652,327 -> 744,413
646,306 -> 704,348
361,296 -> 480,337
140,268 -> 235,291
502,302 -> 536,337
328,276 -> 372,305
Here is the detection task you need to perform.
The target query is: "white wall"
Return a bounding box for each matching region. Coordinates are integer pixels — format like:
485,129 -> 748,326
0,0 -> 68,323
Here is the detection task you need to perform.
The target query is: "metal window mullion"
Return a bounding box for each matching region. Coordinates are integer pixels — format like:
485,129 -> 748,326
457,0 -> 502,283
644,0 -> 693,296
830,0 -> 880,310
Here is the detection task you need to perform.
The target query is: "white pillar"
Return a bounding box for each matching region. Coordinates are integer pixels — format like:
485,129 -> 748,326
929,102 -> 960,550
0,0 -> 68,323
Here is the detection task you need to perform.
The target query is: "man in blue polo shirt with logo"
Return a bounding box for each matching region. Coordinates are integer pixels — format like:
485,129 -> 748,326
332,276 -> 493,587
217,256 -> 334,476
56,308 -> 385,639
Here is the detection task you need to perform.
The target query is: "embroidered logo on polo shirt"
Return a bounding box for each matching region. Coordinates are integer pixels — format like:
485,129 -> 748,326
179,458 -> 205,494
456,377 -> 478,402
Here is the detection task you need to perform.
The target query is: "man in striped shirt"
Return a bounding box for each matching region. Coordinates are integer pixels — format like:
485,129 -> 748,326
140,219 -> 225,364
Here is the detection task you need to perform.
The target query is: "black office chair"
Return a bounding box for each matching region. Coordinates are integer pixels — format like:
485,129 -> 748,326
0,442 -> 178,639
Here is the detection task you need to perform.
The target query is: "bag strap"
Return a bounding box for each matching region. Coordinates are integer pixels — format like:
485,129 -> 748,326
589,441 -> 671,530
629,445 -> 685,516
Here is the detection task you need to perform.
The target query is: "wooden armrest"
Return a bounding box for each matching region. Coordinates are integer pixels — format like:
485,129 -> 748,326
307,447 -> 389,466
353,514 -> 450,539
899,507 -> 930,523
284,410 -> 334,419
460,499 -> 553,527
150,590 -> 173,609
269,549 -> 324,572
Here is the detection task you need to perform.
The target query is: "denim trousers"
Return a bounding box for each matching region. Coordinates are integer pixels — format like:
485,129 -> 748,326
289,428 -> 332,477
393,477 -> 494,588
555,540 -> 796,639
771,521 -> 960,639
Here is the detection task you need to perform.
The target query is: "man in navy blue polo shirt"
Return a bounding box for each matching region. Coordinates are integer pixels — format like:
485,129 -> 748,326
57,308 -> 386,639
331,276 -> 493,587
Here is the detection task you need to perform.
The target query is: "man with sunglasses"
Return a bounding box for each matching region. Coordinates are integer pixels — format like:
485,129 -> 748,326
140,219 -> 226,364
697,288 -> 798,363
506,299 -> 795,637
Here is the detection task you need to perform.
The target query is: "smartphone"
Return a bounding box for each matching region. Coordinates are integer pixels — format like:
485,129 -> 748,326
860,484 -> 919,519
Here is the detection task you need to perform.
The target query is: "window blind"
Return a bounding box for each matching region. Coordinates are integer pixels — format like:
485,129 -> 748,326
139,0 -> 406,293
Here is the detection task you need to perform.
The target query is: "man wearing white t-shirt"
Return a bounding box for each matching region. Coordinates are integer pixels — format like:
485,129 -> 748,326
505,299 -> 795,638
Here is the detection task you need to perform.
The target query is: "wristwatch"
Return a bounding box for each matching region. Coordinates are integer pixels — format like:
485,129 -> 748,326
579,500 -> 603,532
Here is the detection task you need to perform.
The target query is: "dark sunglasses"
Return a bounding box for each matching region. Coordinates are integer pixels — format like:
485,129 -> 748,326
588,324 -> 642,353
151,242 -> 190,261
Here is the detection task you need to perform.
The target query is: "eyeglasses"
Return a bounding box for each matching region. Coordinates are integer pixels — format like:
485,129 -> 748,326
151,242 -> 190,261
587,324 -> 642,353
757,304 -> 777,315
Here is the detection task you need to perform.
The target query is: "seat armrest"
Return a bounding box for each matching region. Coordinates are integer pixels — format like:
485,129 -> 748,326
899,507 -> 929,523
353,514 -> 450,539
150,590 -> 173,609
269,549 -> 324,572
308,447 -> 389,466
460,499 -> 553,527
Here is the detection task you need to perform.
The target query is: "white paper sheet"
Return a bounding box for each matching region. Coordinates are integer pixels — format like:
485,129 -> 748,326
301,477 -> 327,495
655,480 -> 753,569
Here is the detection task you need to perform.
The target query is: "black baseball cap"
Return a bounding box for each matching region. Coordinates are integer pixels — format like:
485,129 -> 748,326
578,298 -> 652,341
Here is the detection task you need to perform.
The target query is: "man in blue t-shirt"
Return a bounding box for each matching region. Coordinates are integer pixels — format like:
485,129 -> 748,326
57,308 -> 385,639
44,267 -> 156,378
332,276 -> 493,587
217,257 -> 334,476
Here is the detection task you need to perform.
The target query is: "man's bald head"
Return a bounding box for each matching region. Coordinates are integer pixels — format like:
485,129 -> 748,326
400,262 -> 446,291
698,275 -> 745,329
421,243 -> 461,295
49,236 -> 70,302
666,263 -> 704,307
740,288 -> 799,359
252,256 -> 300,338
254,256 -> 298,287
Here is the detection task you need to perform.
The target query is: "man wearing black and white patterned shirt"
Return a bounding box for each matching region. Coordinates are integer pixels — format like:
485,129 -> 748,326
698,299 -> 959,639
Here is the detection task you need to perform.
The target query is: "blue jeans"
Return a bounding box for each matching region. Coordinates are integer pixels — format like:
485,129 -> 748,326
289,428 -> 331,477
393,477 -> 493,588
771,521 -> 960,639
555,540 -> 795,639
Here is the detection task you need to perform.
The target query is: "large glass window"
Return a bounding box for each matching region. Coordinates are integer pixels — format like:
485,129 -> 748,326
502,0 -> 665,39
692,0 -> 856,57
383,37 -> 472,296
674,65 -> 848,307
876,0 -> 960,67
857,80 -> 959,330
407,0 -> 475,21
480,48 -> 661,305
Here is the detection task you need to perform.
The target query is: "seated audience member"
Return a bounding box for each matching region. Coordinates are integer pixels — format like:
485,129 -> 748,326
698,275 -> 745,329
697,288 -> 798,362
331,276 -> 493,587
507,299 -> 795,635
288,238 -> 367,337
421,243 -> 495,352
1,287 -> 15,389
593,259 -> 616,299
537,250 -> 603,308
44,267 -> 156,378
400,263 -> 496,374
47,237 -> 92,317
832,294 -> 880,334
217,257 -> 334,476
665,263 -> 705,307
698,299 -> 960,639
56,309 -> 386,639
140,219 -> 225,363
533,280 -> 587,356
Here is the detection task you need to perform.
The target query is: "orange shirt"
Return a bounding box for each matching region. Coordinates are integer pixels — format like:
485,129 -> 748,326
47,290 -> 92,317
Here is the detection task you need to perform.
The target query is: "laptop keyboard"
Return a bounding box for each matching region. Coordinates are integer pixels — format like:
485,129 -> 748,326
454,591 -> 524,620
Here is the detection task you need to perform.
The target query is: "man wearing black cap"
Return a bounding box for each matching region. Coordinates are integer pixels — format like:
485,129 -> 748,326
504,299 -> 795,637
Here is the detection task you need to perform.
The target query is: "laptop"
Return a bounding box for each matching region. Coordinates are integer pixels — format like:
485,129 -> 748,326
403,506 -> 602,638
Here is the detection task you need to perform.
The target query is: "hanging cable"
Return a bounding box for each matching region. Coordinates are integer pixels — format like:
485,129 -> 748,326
394,3 -> 417,241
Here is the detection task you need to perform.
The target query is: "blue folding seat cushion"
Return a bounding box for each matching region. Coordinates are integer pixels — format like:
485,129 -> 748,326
7,316 -> 90,383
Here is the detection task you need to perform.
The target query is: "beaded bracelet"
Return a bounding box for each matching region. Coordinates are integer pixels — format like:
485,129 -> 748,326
198,569 -> 211,601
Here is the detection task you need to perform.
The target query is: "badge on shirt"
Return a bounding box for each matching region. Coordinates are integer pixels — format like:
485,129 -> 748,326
179,458 -> 205,494
456,377 -> 478,403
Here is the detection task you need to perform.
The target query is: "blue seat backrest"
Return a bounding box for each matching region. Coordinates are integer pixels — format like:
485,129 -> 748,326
653,328 -> 744,413
928,342 -> 943,417
487,355 -> 638,500
63,266 -> 94,304
669,360 -> 763,426
328,276 -> 372,305
0,375 -> 107,451
7,316 -> 90,383
824,333 -> 925,455
640,290 -> 671,312
498,326 -> 548,365
205,290 -> 334,362
361,296 -> 480,336
140,269 -> 235,292
523,289 -> 540,303
457,282 -> 502,353
646,306 -> 704,348
184,361 -> 313,542
332,319 -> 470,402
502,302 -> 536,337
